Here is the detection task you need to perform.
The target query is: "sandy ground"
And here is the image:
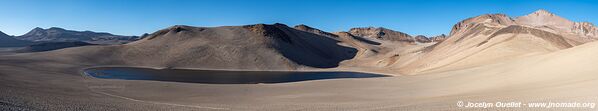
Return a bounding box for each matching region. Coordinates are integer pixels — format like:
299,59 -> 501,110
4,10 -> 598,110
2,41 -> 598,111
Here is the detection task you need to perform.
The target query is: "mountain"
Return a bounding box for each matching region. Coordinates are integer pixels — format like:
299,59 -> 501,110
293,24 -> 339,38
515,9 -> 598,43
26,9 -> 598,75
43,23 -> 357,70
413,34 -> 447,43
414,35 -> 431,43
293,24 -> 384,59
348,27 -> 415,45
396,10 -> 588,74
16,27 -> 139,44
0,31 -> 33,47
429,34 -> 447,42
317,10 -> 596,74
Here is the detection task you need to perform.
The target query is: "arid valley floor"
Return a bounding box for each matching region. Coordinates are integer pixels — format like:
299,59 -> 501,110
3,10 -> 598,111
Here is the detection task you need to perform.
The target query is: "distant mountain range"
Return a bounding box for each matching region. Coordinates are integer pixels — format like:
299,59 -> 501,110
5,9 -> 598,74
0,27 -> 140,52
15,27 -> 139,44
36,9 -> 598,73
0,31 -> 33,47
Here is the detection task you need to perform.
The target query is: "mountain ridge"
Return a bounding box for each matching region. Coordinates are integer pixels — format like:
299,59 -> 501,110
0,31 -> 33,47
13,9 -> 598,75
16,27 -> 140,44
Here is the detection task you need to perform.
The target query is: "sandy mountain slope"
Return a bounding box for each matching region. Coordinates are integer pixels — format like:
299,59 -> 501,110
293,25 -> 382,59
293,25 -> 432,71
34,23 -> 357,70
420,40 -> 598,101
395,12 -> 586,74
429,34 -> 448,42
0,31 -> 32,47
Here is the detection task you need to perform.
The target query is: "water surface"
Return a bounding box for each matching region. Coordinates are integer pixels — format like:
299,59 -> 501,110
84,67 -> 389,84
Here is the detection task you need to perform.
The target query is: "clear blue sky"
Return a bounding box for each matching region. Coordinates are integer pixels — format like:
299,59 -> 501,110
0,0 -> 597,36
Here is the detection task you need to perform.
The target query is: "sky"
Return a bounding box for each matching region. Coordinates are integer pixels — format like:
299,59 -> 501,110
0,0 -> 597,37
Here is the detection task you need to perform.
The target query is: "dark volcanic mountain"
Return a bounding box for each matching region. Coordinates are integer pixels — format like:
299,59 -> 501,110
46,23 -> 357,70
16,27 -> 139,44
0,31 -> 33,47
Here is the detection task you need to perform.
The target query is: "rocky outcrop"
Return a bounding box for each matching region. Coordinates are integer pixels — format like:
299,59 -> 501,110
450,14 -> 514,36
572,22 -> 598,38
515,9 -> 598,41
429,34 -> 447,42
413,34 -> 448,43
414,35 -> 431,43
348,27 -> 415,43
293,24 -> 339,38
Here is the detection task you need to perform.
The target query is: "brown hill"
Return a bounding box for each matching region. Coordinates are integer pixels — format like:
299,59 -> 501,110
37,23 -> 357,70
396,11 -> 587,74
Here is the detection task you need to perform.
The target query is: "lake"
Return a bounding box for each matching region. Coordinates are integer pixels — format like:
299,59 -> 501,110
84,67 -> 389,84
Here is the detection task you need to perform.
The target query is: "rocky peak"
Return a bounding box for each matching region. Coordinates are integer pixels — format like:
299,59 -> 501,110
48,27 -> 66,31
515,9 -> 574,28
25,27 -> 45,35
515,9 -> 598,39
414,35 -> 431,43
450,14 -> 514,36
430,34 -> 448,42
0,31 -> 8,37
22,27 -> 49,37
293,24 -> 338,38
293,24 -> 312,30
243,23 -> 292,43
349,27 -> 391,37
32,27 -> 44,31
348,27 -> 414,43
531,9 -> 556,17
572,22 -> 598,38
